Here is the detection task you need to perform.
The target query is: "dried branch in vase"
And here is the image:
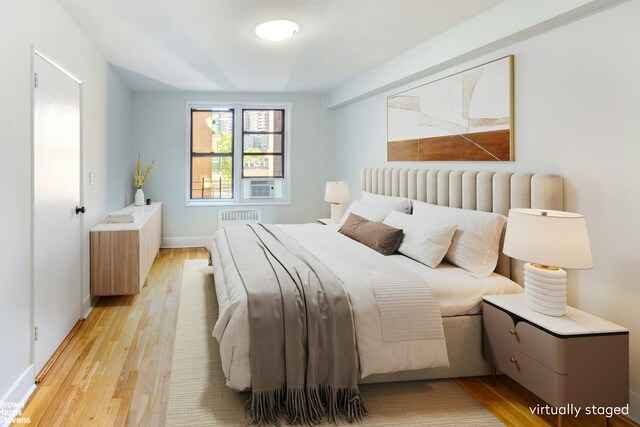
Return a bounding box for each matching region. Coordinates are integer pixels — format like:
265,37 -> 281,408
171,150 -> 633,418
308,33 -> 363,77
134,154 -> 155,188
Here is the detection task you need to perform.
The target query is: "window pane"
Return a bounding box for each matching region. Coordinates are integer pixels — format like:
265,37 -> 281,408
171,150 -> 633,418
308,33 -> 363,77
242,154 -> 283,178
243,110 -> 283,133
243,134 -> 283,153
192,110 -> 233,154
191,155 -> 233,199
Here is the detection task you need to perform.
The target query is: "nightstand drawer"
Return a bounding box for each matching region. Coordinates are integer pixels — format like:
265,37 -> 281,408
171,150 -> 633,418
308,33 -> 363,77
483,302 -> 567,374
484,333 -> 568,406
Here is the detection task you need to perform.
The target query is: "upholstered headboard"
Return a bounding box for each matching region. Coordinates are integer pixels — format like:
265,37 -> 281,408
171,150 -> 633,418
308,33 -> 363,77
360,168 -> 564,285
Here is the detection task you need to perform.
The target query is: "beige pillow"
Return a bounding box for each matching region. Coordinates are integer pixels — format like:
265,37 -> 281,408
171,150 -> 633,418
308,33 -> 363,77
339,213 -> 403,255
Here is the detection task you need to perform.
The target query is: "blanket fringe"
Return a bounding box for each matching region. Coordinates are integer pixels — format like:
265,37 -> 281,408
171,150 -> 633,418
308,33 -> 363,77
245,385 -> 367,426
320,384 -> 367,425
284,387 -> 322,425
245,387 -> 285,426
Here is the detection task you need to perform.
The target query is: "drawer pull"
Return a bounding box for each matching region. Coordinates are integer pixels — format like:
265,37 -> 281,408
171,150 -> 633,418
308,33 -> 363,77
509,328 -> 517,335
510,356 -> 518,364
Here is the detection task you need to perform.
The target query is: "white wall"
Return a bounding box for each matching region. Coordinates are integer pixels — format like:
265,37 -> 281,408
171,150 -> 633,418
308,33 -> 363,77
131,92 -> 323,245
0,0 -> 132,409
329,0 -> 640,420
324,0 -> 621,109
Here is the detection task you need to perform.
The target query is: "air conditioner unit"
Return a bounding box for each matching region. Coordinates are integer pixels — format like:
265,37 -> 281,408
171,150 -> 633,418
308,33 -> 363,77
242,179 -> 283,199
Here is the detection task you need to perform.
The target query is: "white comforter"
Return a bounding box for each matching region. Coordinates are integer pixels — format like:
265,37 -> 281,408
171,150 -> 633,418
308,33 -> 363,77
211,223 -> 453,391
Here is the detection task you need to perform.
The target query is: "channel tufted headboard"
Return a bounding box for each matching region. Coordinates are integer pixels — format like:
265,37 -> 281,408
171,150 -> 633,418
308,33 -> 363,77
360,168 -> 564,285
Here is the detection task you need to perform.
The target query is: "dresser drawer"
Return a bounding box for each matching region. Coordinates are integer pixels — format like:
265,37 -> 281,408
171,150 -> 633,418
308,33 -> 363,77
484,333 -> 568,406
483,302 -> 567,374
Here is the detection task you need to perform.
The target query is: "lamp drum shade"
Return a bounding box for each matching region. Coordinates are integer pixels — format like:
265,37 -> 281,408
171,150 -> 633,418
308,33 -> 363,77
324,182 -> 350,203
503,208 -> 593,269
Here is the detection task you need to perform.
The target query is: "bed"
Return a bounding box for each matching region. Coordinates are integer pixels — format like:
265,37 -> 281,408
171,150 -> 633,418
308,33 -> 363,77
209,167 -> 563,424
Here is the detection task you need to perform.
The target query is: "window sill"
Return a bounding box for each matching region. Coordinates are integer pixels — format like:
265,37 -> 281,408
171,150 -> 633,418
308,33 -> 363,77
185,199 -> 291,207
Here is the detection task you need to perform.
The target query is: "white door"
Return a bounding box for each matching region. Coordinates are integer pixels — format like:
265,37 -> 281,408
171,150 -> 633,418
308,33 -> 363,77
33,52 -> 83,375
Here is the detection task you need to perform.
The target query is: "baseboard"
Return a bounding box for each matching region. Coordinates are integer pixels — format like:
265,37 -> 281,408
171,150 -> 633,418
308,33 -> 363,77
1,365 -> 36,427
83,295 -> 101,319
161,236 -> 209,249
82,294 -> 93,319
628,388 -> 640,424
83,303 -> 93,320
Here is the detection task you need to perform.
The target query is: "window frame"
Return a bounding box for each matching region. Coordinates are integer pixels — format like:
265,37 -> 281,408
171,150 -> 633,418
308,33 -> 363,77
189,108 -> 235,201
241,108 -> 285,179
185,101 -> 292,207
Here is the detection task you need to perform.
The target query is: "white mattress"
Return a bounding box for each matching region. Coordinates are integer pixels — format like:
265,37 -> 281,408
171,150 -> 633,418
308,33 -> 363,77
387,254 -> 523,317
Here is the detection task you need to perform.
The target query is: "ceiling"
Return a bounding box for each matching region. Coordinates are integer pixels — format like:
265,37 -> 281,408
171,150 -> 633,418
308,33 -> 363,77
57,0 -> 505,93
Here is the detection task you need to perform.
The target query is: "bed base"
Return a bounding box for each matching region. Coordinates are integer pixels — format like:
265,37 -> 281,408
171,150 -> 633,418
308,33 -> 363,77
359,314 -> 488,384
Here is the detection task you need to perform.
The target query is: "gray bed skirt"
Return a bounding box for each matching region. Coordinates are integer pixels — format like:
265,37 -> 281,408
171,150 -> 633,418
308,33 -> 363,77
359,314 -> 488,384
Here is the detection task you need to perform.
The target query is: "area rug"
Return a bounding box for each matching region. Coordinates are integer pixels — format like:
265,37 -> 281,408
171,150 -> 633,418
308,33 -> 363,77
166,259 -> 503,426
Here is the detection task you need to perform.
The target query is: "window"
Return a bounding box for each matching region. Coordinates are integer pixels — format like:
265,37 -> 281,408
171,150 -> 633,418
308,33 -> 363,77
186,102 -> 291,206
242,109 -> 284,178
190,109 -> 234,199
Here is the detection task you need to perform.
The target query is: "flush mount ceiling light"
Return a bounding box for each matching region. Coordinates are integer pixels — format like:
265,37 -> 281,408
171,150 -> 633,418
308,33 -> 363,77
255,20 -> 299,41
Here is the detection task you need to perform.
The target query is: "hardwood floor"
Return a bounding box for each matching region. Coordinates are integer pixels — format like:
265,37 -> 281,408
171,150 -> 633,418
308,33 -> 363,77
455,376 -> 638,427
18,248 -> 208,426
17,247 -> 638,427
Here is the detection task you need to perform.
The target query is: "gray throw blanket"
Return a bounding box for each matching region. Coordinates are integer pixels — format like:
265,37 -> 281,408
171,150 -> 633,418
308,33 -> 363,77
224,224 -> 367,425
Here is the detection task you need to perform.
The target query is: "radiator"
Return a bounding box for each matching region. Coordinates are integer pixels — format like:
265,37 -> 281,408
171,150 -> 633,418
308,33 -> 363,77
217,208 -> 262,229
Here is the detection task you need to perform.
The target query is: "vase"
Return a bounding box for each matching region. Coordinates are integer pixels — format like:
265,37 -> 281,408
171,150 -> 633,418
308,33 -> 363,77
134,188 -> 145,206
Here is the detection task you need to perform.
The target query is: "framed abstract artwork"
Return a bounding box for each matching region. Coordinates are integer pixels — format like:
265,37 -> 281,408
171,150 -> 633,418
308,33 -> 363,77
387,55 -> 514,161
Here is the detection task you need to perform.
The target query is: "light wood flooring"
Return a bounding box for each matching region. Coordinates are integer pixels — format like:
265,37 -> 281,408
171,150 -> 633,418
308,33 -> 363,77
455,376 -> 637,427
17,248 -> 638,427
18,248 -> 207,426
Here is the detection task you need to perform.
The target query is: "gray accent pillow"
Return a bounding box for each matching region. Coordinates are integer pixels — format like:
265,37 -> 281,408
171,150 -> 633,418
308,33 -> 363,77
338,213 -> 403,255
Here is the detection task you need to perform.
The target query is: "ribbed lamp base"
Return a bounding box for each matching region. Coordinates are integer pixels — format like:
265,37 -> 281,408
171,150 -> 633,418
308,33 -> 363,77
523,263 -> 567,316
330,203 -> 344,223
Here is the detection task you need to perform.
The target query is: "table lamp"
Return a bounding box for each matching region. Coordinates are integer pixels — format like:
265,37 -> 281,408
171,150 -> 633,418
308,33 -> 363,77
324,182 -> 350,223
503,208 -> 593,316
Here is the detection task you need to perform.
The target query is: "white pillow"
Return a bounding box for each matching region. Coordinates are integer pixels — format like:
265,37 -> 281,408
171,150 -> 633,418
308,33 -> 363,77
411,201 -> 507,278
361,191 -> 412,214
383,210 -> 457,268
339,200 -> 392,226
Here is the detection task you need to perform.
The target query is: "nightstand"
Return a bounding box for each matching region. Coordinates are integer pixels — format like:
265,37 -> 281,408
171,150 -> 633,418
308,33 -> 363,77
483,294 -> 629,427
317,218 -> 333,225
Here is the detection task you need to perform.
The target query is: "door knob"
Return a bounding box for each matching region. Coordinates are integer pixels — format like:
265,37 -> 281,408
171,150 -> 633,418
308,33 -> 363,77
75,206 -> 86,214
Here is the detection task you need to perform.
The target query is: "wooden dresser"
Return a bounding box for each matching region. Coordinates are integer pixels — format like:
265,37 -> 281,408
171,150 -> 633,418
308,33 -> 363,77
90,202 -> 162,296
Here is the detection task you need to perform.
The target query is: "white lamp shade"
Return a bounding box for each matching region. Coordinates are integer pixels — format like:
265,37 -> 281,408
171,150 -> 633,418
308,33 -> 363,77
324,182 -> 350,203
503,208 -> 593,269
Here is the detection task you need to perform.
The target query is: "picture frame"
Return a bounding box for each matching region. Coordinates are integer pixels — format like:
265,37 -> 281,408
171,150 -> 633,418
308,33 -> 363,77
387,55 -> 514,161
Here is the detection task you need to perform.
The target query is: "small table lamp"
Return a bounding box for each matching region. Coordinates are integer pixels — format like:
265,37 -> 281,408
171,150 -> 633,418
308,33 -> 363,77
324,182 -> 350,223
503,208 -> 593,316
